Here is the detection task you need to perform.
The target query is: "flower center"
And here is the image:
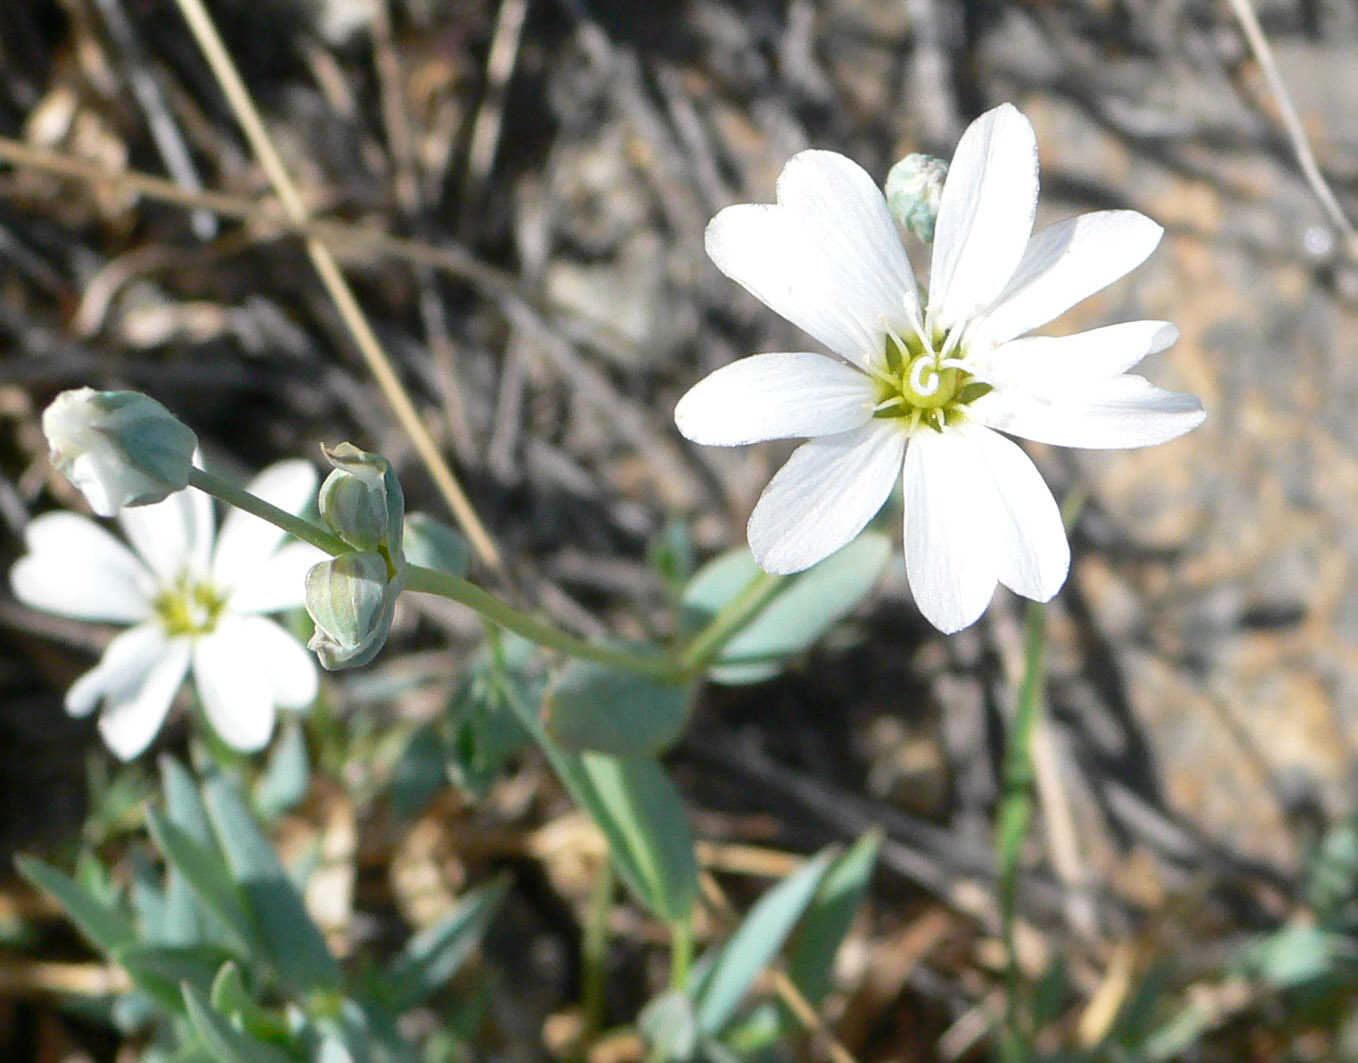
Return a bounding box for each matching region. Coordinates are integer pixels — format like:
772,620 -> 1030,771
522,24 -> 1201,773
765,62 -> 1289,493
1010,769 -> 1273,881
152,572 -> 229,637
872,330 -> 989,432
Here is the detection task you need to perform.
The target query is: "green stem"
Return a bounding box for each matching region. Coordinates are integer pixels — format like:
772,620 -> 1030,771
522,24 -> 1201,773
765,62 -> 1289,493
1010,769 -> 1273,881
579,857 -> 615,1055
190,466 -> 681,681
405,565 -> 677,681
668,914 -> 694,993
994,600 -> 1048,1063
679,570 -> 784,677
187,467 -> 349,556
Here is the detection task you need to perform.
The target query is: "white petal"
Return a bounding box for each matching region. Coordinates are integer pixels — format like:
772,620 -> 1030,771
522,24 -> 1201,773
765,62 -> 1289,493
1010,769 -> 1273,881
97,636 -> 191,761
66,622 -> 165,717
236,615 -> 318,708
675,353 -> 876,445
980,211 -> 1164,345
903,430 -> 1001,633
967,427 -> 1069,602
213,460 -> 318,588
748,422 -> 906,574
192,617 -> 278,751
929,104 -> 1039,334
973,376 -> 1206,449
11,512 -> 153,623
978,321 -> 1180,388
228,540 -> 324,615
706,150 -> 919,367
119,485 -> 214,581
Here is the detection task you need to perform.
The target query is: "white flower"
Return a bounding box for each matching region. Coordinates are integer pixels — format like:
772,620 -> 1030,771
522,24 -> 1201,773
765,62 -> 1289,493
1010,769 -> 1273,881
676,103 -> 1206,633
10,461 -> 323,759
42,388 -> 198,517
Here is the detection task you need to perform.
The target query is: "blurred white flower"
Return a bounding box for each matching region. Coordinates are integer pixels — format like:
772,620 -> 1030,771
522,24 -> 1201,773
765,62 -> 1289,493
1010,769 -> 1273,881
10,461 -> 322,759
676,103 -> 1205,633
42,388 -> 198,517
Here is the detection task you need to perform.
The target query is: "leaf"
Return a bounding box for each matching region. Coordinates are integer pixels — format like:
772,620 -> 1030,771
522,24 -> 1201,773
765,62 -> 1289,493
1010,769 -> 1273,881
202,776 -> 341,995
160,756 -> 213,843
683,536 -> 890,684
146,810 -> 260,958
692,850 -> 834,1034
15,856 -> 135,957
116,943 -> 231,1011
210,963 -> 293,1047
1236,925 -> 1341,989
384,875 -> 509,1012
498,676 -> 698,923
403,513 -> 470,578
573,754 -> 699,923
639,989 -> 699,1062
784,830 -> 880,1009
544,658 -> 691,757
254,721 -> 311,820
182,983 -> 298,1063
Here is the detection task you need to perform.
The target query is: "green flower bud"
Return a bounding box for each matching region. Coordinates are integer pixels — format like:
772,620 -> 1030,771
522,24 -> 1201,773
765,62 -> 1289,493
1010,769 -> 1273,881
304,551 -> 403,670
402,513 -> 470,578
41,388 -> 199,516
885,153 -> 948,243
317,442 -> 405,559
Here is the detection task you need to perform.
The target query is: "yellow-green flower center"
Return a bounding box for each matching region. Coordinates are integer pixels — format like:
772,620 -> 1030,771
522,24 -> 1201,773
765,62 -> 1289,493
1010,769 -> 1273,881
152,572 -> 229,637
873,330 -> 989,432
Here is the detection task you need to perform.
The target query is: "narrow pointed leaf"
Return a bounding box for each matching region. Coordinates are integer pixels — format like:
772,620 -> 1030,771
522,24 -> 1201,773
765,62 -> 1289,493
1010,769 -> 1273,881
385,874 -> 509,1012
785,831 -> 880,1008
146,810 -> 260,957
16,856 -> 135,957
182,984 -> 298,1063
202,776 -> 341,994
693,850 -> 835,1034
254,721 -> 311,819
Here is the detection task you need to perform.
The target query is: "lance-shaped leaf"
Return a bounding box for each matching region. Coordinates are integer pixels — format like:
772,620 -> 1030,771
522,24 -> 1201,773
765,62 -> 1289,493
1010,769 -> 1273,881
202,776 -> 341,995
683,535 -> 890,684
692,849 -> 835,1034
182,983 -> 298,1063
146,809 -> 260,958
15,856 -> 135,957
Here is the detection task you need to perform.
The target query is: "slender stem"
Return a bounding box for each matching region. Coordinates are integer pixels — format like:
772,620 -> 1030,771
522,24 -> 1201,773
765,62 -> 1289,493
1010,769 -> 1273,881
405,565 -> 678,680
668,914 -> 694,993
994,600 -> 1047,1063
578,856 -> 614,1055
679,571 -> 784,677
186,467 -> 349,556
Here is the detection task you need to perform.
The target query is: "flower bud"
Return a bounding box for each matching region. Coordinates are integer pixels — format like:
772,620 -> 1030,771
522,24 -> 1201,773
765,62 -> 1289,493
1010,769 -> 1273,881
305,551 -> 403,670
402,513 -> 470,578
41,388 -> 199,516
885,153 -> 948,243
317,443 -> 405,558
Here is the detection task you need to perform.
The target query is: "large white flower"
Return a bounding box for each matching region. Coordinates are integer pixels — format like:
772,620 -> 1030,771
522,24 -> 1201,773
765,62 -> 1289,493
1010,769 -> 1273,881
676,103 -> 1205,633
10,461 -> 322,759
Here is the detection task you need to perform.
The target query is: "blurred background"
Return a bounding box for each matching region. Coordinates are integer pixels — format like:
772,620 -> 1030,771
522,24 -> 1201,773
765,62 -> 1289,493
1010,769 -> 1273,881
1,0 -> 1357,1059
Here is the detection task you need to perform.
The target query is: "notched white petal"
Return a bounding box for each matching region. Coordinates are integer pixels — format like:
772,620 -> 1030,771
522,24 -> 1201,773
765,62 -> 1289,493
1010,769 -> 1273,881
975,375 -> 1206,449
97,637 -> 191,761
675,352 -> 875,446
748,422 -> 906,574
979,321 -> 1179,388
193,618 -> 278,752
214,459 -> 319,586
65,623 -> 166,718
929,103 -> 1039,332
12,512 -> 152,623
981,210 -> 1164,344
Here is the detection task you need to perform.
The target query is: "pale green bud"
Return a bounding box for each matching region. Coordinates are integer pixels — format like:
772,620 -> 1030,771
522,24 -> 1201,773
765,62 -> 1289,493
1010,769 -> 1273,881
41,388 -> 198,516
305,552 -> 403,670
402,513 -> 470,578
317,442 -> 405,559
885,153 -> 948,243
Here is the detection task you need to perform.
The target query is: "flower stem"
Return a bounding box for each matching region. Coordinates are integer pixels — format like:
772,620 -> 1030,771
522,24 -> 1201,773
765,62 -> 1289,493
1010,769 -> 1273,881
994,599 -> 1047,1063
668,914 -> 694,992
679,570 -> 784,678
404,565 -> 678,681
578,856 -> 614,1056
187,467 -> 350,556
